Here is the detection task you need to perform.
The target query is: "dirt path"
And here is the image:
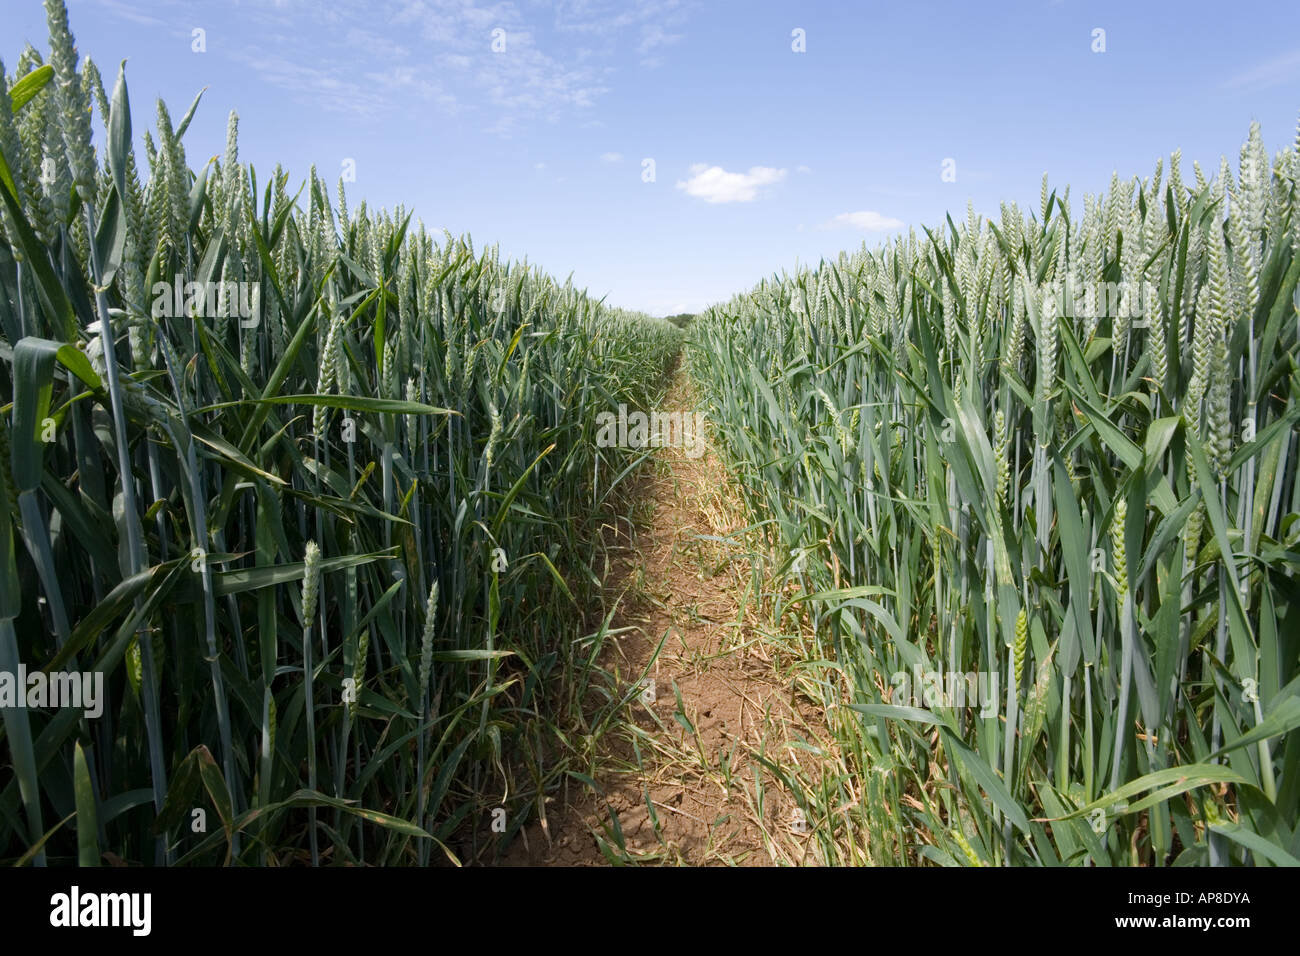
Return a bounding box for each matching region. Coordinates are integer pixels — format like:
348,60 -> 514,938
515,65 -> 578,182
499,368 -> 838,866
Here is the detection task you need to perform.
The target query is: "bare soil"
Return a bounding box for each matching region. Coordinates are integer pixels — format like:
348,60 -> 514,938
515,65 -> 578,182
495,370 -> 836,866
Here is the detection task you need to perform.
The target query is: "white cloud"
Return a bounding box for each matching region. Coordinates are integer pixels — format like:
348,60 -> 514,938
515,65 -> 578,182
346,27 -> 408,59
675,164 -> 786,203
222,0 -> 668,134
820,210 -> 904,231
88,0 -> 166,27
438,53 -> 473,71
797,164 -> 811,174
552,2 -> 690,67
638,25 -> 681,54
1223,48 -> 1300,91
365,65 -> 445,102
554,0 -> 688,37
230,51 -> 410,116
599,151 -> 623,162
637,24 -> 683,65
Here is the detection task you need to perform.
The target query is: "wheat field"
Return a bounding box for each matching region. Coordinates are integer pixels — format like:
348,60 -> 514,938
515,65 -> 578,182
1,0 -> 1297,869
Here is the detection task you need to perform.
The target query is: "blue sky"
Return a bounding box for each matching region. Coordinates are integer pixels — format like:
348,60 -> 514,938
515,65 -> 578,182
7,0 -> 1300,314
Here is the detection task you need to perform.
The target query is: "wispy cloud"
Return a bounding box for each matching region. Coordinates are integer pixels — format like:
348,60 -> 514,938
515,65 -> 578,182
637,23 -> 683,66
637,24 -> 681,54
88,0 -> 170,27
676,164 -> 786,203
1223,48 -> 1300,92
365,65 -> 457,110
553,0 -> 689,67
599,151 -> 623,162
553,0 -> 687,37
219,1 -> 455,118
820,210 -> 904,231
204,0 -> 686,133
396,1 -> 612,128
345,27 -> 409,60
227,50 -> 405,117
